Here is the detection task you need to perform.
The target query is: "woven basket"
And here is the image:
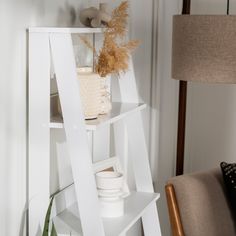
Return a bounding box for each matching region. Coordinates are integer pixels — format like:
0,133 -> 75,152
57,68 -> 112,119
78,69 -> 101,119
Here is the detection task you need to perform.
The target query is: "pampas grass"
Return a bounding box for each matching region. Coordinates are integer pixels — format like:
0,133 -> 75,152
80,1 -> 139,77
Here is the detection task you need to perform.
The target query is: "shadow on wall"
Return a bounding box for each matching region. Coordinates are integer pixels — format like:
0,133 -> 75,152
19,202 -> 27,236
57,2 -> 78,26
56,1 -> 103,27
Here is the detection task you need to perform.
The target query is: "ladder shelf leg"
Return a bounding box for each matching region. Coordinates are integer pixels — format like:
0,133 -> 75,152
50,33 -> 105,236
125,112 -> 161,236
115,59 -> 161,236
28,32 -> 51,236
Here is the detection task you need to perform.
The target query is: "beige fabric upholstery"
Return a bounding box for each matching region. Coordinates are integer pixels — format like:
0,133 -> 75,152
167,168 -> 236,236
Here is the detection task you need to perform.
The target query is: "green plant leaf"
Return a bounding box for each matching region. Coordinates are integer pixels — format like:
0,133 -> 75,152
50,222 -> 57,236
42,197 -> 54,236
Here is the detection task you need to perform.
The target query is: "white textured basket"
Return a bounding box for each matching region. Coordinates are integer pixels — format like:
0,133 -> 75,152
77,68 -> 101,119
57,67 -> 111,119
99,76 -> 112,115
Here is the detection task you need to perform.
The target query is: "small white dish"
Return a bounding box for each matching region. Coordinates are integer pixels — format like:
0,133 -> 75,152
98,189 -> 121,194
99,196 -> 121,201
98,189 -> 124,198
96,171 -> 124,190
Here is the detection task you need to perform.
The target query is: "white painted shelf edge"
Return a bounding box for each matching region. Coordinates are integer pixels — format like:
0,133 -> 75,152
50,102 -> 147,131
29,27 -> 104,34
53,191 -> 160,236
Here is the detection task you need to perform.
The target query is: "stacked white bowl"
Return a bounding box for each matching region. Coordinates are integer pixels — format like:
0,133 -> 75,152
95,171 -> 124,218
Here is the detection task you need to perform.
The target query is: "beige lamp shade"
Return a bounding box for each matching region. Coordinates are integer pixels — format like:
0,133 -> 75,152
172,15 -> 236,83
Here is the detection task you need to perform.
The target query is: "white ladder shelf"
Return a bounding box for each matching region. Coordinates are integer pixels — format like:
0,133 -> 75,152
28,27 -> 161,236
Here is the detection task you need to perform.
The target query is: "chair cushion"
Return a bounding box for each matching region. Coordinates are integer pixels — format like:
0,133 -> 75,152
167,168 -> 236,236
221,162 -> 236,215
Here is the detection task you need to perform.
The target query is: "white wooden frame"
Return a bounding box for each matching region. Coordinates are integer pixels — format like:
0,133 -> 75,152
28,27 -> 161,236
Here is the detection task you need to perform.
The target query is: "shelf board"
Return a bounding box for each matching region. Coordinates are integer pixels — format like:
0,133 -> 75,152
53,191 -> 160,236
28,27 -> 104,34
50,102 -> 146,131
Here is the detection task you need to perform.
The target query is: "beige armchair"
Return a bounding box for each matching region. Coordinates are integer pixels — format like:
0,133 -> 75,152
165,168 -> 236,236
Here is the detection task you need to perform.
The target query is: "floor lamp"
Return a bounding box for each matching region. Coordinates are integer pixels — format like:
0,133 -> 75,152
172,0 -> 236,175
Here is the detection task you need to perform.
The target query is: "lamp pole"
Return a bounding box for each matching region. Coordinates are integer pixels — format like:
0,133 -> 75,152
227,0 -> 229,15
175,0 -> 191,176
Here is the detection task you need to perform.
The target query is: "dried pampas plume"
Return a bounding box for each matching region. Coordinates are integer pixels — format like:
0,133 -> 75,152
107,1 -> 129,38
80,1 -> 139,77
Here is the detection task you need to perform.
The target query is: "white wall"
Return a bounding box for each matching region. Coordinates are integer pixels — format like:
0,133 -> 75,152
0,0 -> 154,235
155,1 -> 182,236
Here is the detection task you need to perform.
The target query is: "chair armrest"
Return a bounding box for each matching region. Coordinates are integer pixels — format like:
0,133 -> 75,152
165,184 -> 185,236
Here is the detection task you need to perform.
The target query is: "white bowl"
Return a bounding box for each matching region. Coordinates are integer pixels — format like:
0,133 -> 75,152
95,171 -> 124,190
